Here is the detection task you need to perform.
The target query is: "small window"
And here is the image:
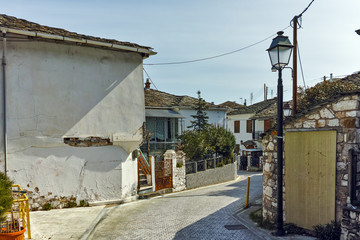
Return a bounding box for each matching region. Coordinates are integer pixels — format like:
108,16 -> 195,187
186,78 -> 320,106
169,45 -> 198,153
264,119 -> 272,132
246,120 -> 252,133
234,121 -> 240,133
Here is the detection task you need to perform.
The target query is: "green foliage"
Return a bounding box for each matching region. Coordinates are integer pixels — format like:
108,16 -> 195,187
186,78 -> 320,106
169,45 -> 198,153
313,221 -> 341,240
42,203 -> 52,211
79,200 -> 89,207
188,91 -> 209,131
64,201 -> 77,208
176,162 -> 183,168
180,125 -> 235,161
0,172 -> 13,222
298,80 -> 358,112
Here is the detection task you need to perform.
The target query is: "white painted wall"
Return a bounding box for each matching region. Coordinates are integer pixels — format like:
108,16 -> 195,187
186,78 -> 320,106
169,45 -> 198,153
0,38 -> 145,206
179,108 -> 227,133
227,113 -> 252,146
227,113 -> 264,152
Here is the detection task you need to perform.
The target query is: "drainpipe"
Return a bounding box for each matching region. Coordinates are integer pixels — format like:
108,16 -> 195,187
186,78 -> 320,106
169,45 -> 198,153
2,30 -> 7,175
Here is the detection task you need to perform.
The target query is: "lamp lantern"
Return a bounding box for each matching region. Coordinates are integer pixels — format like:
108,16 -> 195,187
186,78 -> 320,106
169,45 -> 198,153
267,31 -> 293,70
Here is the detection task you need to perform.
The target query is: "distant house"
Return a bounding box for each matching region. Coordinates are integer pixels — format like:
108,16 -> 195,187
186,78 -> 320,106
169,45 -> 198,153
227,98 -> 277,154
143,88 -> 227,157
0,14 -> 156,209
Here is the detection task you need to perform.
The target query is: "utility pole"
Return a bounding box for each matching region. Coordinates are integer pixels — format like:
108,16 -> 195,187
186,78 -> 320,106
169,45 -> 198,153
292,16 -> 298,115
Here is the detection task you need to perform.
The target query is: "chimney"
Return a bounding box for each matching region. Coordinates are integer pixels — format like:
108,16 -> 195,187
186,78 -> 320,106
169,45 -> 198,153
145,78 -> 151,90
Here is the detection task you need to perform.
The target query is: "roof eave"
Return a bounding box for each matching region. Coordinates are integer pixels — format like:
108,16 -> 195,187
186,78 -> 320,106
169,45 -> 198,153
1,27 -> 156,56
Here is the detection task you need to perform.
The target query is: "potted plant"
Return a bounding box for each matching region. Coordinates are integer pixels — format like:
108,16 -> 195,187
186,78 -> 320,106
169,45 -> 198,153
0,172 -> 26,240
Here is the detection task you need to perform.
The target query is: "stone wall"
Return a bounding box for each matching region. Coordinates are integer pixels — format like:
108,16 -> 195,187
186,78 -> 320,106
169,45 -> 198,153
262,94 -> 360,225
186,162 -> 237,189
341,207 -> 360,240
173,151 -> 186,192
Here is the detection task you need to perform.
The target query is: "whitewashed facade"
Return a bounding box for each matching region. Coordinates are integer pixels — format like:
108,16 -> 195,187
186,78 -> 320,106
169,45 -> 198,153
0,15 -> 155,209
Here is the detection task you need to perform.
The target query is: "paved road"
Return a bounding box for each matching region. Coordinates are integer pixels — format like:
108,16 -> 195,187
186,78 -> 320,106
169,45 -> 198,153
89,173 -> 264,240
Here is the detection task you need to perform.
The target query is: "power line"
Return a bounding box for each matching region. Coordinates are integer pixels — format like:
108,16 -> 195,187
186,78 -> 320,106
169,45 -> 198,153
298,0 -> 315,18
143,67 -> 158,90
297,43 -> 307,89
144,26 -> 291,66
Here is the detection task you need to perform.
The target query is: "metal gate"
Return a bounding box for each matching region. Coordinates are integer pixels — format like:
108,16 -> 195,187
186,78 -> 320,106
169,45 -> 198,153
284,130 -> 336,229
155,159 -> 173,191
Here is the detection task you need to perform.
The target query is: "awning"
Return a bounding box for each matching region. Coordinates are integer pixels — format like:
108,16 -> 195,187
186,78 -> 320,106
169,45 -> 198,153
145,109 -> 184,118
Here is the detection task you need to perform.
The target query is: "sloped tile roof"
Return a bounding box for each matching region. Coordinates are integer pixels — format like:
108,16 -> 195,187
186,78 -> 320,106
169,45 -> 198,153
218,101 -> 244,109
0,14 -> 153,52
228,98 -> 277,116
144,89 -> 224,109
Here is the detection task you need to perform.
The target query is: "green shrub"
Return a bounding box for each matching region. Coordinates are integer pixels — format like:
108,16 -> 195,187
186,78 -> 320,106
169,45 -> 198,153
79,200 -> 89,207
42,203 -> 52,211
64,201 -> 77,208
180,125 -> 235,161
0,172 -> 13,222
176,162 -> 183,168
313,221 -> 341,240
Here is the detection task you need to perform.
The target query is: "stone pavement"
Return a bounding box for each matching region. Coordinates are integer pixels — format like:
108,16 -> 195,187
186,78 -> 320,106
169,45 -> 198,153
26,172 -> 315,240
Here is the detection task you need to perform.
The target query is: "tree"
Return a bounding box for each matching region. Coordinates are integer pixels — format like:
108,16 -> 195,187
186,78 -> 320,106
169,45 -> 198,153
188,90 -> 209,131
180,125 -> 235,161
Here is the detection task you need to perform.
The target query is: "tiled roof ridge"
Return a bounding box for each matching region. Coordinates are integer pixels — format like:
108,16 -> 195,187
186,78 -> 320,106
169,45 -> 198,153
144,89 -> 222,108
0,14 -> 153,51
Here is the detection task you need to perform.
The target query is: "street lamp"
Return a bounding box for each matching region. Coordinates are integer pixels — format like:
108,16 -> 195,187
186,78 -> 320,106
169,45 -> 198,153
266,31 -> 293,236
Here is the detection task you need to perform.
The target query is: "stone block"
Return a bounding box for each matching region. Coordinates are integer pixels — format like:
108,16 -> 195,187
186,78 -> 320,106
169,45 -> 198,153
264,186 -> 273,197
294,121 -> 302,128
307,113 -> 320,120
341,180 -> 348,187
341,118 -> 356,128
328,119 -> 340,127
337,162 -> 347,171
320,108 -> 335,118
316,119 -> 326,128
266,142 -> 274,151
346,111 -> 357,117
333,100 -> 358,111
303,120 -> 316,128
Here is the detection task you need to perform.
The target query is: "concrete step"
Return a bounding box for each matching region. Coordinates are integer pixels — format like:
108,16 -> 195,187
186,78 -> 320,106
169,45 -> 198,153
138,188 -> 173,199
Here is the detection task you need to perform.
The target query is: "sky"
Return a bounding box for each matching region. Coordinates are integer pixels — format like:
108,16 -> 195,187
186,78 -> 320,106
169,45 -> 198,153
2,0 -> 360,105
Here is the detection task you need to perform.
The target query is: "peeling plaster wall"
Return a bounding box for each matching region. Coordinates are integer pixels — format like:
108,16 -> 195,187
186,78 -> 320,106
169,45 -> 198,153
0,38 -> 145,209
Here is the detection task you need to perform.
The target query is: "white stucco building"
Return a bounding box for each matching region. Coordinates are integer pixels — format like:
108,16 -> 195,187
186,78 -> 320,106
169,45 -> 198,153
227,98 -> 277,154
0,14 -> 156,209
143,89 -> 227,157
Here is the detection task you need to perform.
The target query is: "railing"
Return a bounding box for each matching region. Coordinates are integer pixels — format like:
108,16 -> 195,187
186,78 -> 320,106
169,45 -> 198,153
185,156 -> 234,174
1,184 -> 31,239
138,150 -> 151,176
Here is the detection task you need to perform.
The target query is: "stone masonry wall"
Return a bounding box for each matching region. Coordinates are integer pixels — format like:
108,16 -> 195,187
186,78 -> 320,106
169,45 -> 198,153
173,151 -> 186,192
263,94 -> 360,225
186,162 -> 237,189
341,207 -> 360,240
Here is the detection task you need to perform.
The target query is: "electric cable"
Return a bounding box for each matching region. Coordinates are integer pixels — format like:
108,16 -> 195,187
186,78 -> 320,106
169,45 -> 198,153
144,26 -> 291,66
143,67 -> 158,90
297,43 -> 307,89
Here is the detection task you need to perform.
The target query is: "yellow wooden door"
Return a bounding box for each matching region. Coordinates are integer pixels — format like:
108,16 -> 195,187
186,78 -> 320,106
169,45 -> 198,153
284,131 -> 336,229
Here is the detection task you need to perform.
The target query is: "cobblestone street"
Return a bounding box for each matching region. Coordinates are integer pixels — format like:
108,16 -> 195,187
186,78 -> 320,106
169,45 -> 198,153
90,173 -> 264,240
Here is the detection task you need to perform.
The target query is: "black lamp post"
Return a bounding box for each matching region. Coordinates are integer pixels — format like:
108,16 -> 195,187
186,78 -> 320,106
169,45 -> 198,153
266,31 -> 293,236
